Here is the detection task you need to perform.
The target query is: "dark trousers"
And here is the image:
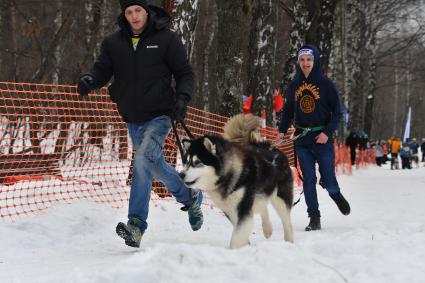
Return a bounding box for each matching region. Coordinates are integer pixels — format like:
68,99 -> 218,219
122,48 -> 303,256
296,142 -> 341,218
391,153 -> 399,169
401,157 -> 411,169
350,147 -> 356,165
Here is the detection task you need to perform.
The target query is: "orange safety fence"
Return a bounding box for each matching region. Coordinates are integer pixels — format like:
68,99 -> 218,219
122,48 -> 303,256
334,143 -> 376,176
335,142 -> 353,176
0,82 -> 375,219
355,148 -> 376,169
0,82 -> 297,219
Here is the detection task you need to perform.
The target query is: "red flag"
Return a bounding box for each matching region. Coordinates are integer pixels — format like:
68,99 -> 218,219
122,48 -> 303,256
243,95 -> 253,114
273,90 -> 284,112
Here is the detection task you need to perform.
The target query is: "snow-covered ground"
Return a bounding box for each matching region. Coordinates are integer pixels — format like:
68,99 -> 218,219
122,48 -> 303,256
1,163 -> 425,283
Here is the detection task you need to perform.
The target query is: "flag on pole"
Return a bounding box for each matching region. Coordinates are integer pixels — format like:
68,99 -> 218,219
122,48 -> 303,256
403,106 -> 412,142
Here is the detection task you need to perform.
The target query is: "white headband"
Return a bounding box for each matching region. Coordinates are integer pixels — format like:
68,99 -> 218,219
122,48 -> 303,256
298,48 -> 314,60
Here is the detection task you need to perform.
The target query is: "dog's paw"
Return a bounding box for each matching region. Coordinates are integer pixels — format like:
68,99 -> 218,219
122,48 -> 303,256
262,224 -> 273,239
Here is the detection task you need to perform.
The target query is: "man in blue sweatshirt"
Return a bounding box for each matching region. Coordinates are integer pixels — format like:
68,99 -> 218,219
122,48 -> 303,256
279,45 -> 350,231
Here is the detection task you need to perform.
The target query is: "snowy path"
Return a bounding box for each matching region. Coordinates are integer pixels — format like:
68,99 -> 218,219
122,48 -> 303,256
1,164 -> 425,283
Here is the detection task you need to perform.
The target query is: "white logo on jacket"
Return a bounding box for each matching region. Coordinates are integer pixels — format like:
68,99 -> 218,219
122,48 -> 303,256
146,45 -> 159,49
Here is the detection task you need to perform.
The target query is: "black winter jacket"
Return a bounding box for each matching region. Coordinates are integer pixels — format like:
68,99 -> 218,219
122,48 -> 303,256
88,6 -> 193,123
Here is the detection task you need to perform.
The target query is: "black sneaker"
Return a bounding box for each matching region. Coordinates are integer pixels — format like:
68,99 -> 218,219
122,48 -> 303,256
305,216 -> 321,231
330,193 -> 351,215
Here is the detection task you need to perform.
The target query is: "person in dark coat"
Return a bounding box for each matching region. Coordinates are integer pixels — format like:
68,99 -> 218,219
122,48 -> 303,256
400,143 -> 412,169
345,131 -> 359,165
77,0 -> 203,248
421,138 -> 425,162
358,132 -> 369,151
278,45 -> 351,232
408,138 -> 419,168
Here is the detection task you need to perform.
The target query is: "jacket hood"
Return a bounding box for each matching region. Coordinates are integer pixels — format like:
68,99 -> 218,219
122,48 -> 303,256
295,44 -> 322,81
117,5 -> 171,35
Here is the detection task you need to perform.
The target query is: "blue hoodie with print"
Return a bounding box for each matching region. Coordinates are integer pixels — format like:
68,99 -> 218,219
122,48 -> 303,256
279,44 -> 342,145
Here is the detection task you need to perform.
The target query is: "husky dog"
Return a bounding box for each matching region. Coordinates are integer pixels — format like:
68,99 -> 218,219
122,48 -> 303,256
179,114 -> 294,249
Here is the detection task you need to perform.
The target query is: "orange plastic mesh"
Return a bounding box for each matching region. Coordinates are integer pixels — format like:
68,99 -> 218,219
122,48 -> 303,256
1,82 -> 374,219
0,82 -> 296,218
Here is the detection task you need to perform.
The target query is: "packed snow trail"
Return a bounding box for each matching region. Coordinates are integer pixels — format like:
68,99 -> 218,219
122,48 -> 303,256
1,164 -> 424,283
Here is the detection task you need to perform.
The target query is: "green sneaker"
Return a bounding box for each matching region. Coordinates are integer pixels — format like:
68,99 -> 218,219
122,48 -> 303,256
181,190 -> 204,231
116,218 -> 143,248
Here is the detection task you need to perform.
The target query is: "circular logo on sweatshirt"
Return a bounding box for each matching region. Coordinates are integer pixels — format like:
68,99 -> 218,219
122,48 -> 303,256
295,82 -> 320,114
300,95 -> 315,113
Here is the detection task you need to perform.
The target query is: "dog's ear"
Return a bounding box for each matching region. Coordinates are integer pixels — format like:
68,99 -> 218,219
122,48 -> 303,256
182,139 -> 192,152
203,135 -> 217,155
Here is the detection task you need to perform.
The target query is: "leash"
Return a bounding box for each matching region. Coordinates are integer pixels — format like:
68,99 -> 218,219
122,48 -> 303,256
171,119 -> 200,211
172,119 -> 194,165
273,125 -> 325,146
293,191 -> 304,206
292,145 -> 304,206
272,129 -> 307,206
273,128 -> 310,146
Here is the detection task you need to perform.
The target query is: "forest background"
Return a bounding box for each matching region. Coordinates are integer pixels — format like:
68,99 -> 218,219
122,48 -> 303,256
1,0 -> 424,141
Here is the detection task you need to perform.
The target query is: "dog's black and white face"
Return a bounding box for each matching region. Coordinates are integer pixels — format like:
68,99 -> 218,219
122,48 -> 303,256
179,136 -> 222,191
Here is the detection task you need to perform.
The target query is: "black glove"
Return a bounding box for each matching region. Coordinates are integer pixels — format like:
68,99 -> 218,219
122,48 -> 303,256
172,97 -> 188,122
77,74 -> 94,96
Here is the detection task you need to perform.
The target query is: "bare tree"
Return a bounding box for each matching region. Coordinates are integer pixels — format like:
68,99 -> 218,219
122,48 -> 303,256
214,0 -> 249,116
170,0 -> 199,63
278,0 -> 309,92
247,0 -> 278,123
0,0 -> 20,81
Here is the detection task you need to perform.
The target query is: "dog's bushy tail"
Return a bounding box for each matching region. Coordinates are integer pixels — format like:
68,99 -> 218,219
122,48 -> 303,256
223,114 -> 265,144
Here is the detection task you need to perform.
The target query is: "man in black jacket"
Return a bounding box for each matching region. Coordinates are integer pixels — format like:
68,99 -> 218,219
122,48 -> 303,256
77,0 -> 203,248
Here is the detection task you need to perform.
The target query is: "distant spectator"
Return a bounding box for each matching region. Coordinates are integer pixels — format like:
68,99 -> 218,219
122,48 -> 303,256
388,136 -> 401,170
400,144 -> 412,169
421,138 -> 425,162
381,140 -> 389,164
345,131 -> 359,165
408,138 -> 419,168
358,130 -> 369,150
374,142 -> 384,166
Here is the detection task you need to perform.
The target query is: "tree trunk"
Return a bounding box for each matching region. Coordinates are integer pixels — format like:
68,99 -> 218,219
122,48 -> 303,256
199,0 -> 218,111
171,0 -> 199,63
306,0 -> 340,74
363,35 -> 377,136
215,0 -> 245,116
0,1 -> 17,81
328,0 -> 348,139
279,1 -> 309,93
247,0 -> 278,124
345,0 -> 363,131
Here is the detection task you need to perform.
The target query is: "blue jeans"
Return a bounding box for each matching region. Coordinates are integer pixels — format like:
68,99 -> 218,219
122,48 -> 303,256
296,142 -> 341,217
127,115 -> 193,232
